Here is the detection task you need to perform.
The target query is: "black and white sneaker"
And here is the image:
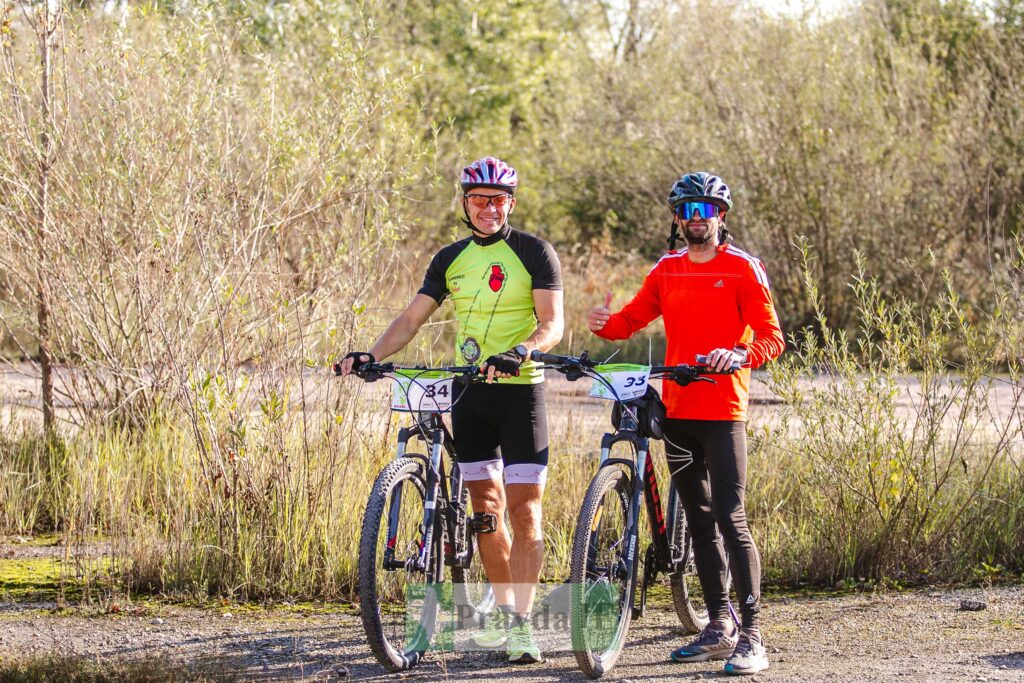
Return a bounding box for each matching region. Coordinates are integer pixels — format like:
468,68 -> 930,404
724,628 -> 770,675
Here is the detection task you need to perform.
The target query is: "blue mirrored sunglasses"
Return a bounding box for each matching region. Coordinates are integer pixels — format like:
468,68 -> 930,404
675,201 -> 722,220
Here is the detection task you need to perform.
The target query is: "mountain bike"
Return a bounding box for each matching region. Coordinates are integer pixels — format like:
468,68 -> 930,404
532,350 -> 737,679
334,361 -> 495,672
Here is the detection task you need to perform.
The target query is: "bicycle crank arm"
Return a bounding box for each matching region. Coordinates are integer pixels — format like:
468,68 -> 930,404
635,544 -> 657,619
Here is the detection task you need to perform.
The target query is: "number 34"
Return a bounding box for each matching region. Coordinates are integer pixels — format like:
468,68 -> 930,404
424,384 -> 450,398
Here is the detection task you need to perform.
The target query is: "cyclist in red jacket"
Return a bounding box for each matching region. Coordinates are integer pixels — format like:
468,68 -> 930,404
588,172 -> 783,676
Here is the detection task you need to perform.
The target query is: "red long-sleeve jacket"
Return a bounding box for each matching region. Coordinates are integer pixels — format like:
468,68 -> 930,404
594,244 -> 784,421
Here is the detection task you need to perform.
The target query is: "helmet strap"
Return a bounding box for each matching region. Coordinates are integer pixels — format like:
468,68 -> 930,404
461,214 -> 508,238
667,221 -> 681,251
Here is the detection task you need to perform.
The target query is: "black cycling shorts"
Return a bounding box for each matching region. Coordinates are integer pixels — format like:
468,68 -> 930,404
450,381 -> 549,486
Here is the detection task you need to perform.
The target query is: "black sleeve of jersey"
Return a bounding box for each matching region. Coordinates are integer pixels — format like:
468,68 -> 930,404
508,229 -> 563,291
417,240 -> 471,304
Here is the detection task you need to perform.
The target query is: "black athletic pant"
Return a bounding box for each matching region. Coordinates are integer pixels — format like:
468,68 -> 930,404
663,419 -> 761,629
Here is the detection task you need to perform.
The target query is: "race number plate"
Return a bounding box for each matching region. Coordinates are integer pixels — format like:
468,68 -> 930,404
392,370 -> 455,413
589,364 -> 652,402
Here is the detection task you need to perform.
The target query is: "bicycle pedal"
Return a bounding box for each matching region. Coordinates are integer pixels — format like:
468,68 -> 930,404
468,512 -> 497,534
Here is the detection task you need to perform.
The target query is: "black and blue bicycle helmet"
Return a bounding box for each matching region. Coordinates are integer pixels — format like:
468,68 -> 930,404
668,172 -> 733,211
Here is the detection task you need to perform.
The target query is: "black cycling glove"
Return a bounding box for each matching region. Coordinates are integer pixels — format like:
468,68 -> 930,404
344,351 -> 375,371
484,350 -> 522,377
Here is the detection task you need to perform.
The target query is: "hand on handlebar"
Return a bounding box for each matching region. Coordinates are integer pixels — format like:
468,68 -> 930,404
700,348 -> 746,373
482,350 -> 522,383
335,351 -> 376,376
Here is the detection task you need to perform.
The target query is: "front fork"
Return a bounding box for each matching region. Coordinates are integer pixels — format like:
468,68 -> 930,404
383,427 -> 445,575
416,430 -> 444,575
620,441 -> 649,618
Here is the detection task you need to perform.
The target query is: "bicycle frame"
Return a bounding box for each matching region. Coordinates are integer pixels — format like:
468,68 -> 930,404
597,409 -> 683,589
384,411 -> 477,575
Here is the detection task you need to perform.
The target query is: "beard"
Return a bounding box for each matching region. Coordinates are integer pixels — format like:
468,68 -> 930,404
683,223 -> 714,245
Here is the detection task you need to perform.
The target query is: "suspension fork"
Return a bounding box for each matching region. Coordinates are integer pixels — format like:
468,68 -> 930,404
416,428 -> 444,575
383,426 -> 419,571
622,440 -> 649,588
382,420 -> 445,574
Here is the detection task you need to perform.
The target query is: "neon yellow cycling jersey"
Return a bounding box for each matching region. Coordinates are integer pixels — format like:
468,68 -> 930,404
418,224 -> 561,384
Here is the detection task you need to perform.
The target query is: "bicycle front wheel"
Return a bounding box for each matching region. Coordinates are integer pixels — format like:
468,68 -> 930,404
358,456 -> 443,672
569,465 -> 636,678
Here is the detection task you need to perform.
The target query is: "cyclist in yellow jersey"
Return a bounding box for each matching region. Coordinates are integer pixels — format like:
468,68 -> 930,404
339,157 -> 563,664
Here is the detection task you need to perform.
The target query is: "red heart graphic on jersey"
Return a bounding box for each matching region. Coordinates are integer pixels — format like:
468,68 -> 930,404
488,264 -> 505,292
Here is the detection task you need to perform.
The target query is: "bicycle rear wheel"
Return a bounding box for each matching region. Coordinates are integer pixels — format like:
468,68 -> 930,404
358,457 -> 443,671
569,465 -> 636,678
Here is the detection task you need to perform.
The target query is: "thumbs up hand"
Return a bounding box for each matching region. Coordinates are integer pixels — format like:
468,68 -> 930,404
588,292 -> 613,332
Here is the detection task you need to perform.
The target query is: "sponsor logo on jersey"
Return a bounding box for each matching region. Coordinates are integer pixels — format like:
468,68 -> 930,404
714,279 -> 725,288
460,337 -> 481,363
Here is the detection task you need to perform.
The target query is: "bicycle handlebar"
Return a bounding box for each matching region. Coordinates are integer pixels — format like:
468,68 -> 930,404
332,362 -> 480,381
530,350 -> 597,367
530,350 -> 737,386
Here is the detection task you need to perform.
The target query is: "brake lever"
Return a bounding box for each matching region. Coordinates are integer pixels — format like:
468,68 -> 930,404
355,362 -> 393,382
670,372 -> 716,387
454,372 -> 479,387
332,362 -> 381,381
564,365 -> 587,382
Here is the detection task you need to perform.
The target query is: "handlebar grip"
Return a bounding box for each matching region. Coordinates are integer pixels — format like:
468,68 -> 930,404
695,354 -> 742,372
332,363 -> 343,376
530,350 -> 568,365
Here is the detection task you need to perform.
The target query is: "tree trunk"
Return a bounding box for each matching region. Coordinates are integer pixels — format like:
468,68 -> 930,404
35,3 -> 59,434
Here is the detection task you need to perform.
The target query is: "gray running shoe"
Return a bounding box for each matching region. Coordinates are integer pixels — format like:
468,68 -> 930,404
670,619 -> 738,663
724,628 -> 770,675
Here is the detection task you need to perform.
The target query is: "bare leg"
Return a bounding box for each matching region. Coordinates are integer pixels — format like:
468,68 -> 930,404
505,482 -> 545,617
466,478 -> 513,607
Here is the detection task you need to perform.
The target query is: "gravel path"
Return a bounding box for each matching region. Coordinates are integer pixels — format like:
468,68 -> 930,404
1,587 -> 1021,681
